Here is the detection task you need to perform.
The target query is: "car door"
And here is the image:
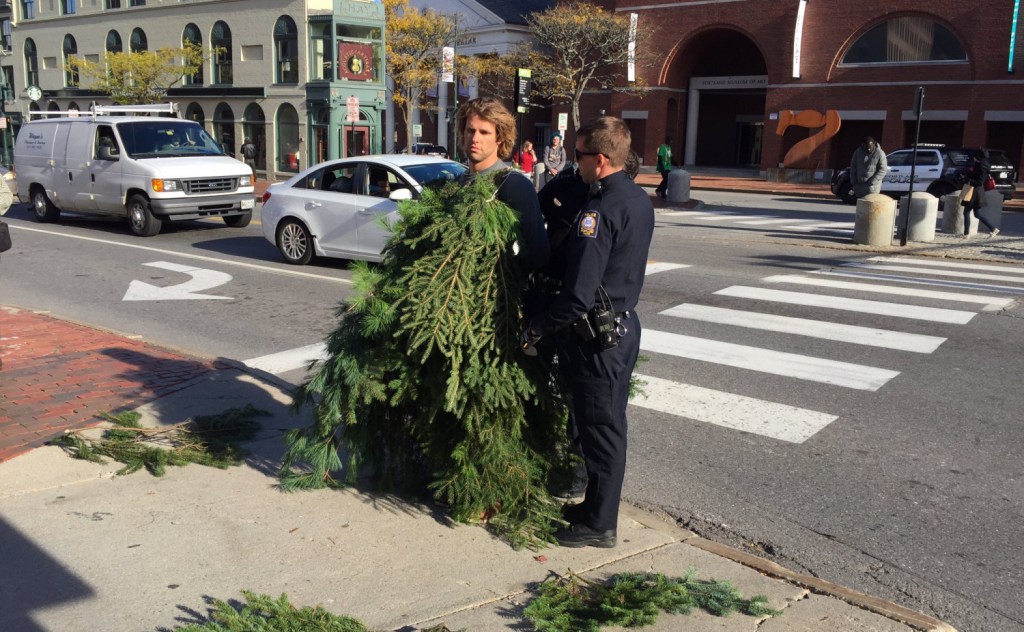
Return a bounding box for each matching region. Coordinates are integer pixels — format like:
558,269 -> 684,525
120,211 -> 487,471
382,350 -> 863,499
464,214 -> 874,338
292,163 -> 364,258
355,164 -> 413,259
881,149 -> 941,196
87,125 -> 125,214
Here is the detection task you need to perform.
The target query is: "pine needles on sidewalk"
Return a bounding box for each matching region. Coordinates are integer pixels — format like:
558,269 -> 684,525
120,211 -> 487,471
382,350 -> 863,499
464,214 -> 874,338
53,405 -> 267,476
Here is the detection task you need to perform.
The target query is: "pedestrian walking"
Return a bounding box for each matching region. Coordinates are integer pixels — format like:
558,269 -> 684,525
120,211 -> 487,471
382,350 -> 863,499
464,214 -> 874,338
655,136 -> 672,198
241,138 -> 257,173
960,149 -> 999,238
849,136 -> 887,198
522,116 -> 654,548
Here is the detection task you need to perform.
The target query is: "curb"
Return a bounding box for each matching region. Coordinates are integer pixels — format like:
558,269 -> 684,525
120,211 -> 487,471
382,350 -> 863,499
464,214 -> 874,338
689,538 -> 957,632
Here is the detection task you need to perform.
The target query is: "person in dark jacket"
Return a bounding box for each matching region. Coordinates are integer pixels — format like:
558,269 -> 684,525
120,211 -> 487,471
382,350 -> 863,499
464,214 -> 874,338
456,97 -> 550,272
524,117 -> 654,548
850,136 -> 888,198
961,150 -> 999,238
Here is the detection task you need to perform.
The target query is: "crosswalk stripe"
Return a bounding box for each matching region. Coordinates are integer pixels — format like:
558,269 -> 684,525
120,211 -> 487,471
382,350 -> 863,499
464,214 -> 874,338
867,256 -> 1024,275
714,286 -> 976,324
783,222 -> 855,232
646,262 -> 691,275
243,343 -> 327,374
640,329 -> 900,391
735,217 -> 805,225
844,262 -> 1024,284
659,303 -> 945,353
764,274 -> 1017,309
631,374 -> 837,443
697,213 -> 765,222
660,210 -> 712,218
815,269 -> 1024,294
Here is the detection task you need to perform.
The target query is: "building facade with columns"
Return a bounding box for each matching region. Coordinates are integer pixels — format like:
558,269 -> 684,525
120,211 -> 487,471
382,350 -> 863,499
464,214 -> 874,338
2,0 -> 391,178
574,0 -> 1024,176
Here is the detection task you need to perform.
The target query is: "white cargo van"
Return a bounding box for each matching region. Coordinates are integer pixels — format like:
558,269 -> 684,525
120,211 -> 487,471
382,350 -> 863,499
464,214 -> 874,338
14,107 -> 254,236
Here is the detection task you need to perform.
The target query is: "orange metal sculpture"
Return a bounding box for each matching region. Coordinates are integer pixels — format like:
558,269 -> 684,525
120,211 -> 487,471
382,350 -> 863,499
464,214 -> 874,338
776,109 -> 842,169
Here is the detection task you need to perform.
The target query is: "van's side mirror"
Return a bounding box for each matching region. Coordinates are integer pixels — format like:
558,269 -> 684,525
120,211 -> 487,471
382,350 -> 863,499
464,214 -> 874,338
98,145 -> 119,161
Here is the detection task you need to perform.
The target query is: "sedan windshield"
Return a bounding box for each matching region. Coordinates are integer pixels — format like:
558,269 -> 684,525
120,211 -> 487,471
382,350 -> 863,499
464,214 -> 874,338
117,121 -> 225,159
402,162 -> 468,189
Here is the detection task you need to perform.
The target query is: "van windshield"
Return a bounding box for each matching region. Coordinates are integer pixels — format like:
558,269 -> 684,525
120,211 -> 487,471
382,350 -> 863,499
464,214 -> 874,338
116,121 -> 225,159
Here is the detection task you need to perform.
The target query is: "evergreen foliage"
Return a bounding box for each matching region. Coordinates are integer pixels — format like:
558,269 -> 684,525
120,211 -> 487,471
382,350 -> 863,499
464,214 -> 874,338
53,406 -> 265,476
280,174 -> 573,548
172,591 -> 367,631
522,569 -> 781,631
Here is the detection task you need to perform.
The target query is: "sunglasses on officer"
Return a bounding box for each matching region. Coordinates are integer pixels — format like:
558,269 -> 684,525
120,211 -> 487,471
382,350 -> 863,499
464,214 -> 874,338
575,148 -> 603,161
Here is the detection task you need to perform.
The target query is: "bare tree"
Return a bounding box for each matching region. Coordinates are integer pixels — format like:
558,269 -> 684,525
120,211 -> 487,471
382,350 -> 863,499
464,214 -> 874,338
525,2 -> 652,133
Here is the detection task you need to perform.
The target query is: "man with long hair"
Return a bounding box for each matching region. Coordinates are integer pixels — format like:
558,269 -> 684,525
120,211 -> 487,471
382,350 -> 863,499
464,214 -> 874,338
456,97 -> 549,270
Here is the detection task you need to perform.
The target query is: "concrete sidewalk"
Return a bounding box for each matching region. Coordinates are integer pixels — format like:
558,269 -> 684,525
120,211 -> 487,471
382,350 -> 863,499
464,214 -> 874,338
0,306 -> 953,631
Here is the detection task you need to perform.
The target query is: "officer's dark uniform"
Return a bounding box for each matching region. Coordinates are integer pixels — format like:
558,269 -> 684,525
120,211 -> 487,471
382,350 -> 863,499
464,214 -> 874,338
530,169 -> 654,534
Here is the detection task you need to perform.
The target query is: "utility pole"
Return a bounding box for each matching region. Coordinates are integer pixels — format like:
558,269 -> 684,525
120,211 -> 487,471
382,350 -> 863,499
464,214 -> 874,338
450,20 -> 459,162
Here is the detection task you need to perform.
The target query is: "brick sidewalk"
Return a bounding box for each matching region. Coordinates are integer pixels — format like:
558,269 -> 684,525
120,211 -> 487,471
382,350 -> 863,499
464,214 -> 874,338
0,306 -> 223,463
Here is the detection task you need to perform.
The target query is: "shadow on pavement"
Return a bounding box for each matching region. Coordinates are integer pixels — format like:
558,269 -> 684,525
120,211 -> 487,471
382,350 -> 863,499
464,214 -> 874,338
0,517 -> 94,632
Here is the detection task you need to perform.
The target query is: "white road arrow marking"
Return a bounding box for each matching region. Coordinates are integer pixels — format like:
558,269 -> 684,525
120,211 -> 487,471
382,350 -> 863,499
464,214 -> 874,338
123,261 -> 233,301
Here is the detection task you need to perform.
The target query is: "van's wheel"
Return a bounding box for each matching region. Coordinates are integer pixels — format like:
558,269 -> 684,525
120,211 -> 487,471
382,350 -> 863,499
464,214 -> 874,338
31,188 -> 60,223
277,219 -> 313,265
223,211 -> 252,228
127,194 -> 162,237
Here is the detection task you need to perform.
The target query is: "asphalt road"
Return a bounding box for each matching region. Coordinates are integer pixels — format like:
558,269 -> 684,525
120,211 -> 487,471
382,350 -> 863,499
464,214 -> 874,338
2,191 -> 1022,632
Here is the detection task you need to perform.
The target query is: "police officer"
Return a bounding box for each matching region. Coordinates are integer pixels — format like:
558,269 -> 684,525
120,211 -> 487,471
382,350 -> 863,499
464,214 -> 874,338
523,117 -> 654,548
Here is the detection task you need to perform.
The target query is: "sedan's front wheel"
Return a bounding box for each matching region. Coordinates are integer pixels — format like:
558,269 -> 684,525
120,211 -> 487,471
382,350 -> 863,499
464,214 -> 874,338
277,219 -> 313,265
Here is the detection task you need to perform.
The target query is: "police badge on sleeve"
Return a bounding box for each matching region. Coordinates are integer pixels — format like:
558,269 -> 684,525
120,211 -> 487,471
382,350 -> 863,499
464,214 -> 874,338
579,211 -> 600,238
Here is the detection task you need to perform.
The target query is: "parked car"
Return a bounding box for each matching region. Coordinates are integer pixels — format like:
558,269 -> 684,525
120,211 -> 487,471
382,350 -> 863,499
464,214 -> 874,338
400,143 -> 450,159
830,146 -> 1018,205
261,154 -> 467,265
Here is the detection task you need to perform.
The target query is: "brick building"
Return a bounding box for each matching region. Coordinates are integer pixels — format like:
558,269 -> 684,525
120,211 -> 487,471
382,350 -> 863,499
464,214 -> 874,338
572,0 -> 1024,177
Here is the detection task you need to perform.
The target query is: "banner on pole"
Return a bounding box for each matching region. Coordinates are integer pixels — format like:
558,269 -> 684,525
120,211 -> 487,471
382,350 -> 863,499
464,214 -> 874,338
441,46 -> 455,83
627,13 -> 638,83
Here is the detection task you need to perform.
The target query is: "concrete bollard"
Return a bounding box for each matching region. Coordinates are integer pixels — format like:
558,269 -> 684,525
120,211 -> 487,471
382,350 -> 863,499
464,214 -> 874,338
943,191 -> 1003,235
978,191 -> 1003,232
667,169 -> 691,203
899,192 -> 939,242
853,194 -> 897,245
940,193 -> 962,234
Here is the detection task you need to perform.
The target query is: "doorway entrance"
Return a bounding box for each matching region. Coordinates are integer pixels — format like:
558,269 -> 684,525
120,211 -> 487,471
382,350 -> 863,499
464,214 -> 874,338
343,125 -> 370,157
735,120 -> 763,166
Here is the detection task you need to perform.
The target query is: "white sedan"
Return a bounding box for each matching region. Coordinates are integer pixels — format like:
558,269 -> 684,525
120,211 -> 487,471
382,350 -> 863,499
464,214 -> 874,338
261,154 -> 468,265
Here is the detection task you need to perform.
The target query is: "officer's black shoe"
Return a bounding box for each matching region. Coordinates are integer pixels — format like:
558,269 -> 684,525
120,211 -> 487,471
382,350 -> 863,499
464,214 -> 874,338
555,523 -> 617,548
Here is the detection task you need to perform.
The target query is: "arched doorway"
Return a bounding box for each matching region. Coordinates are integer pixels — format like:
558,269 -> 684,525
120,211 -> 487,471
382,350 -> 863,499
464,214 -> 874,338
242,103 -> 266,171
665,28 -> 768,167
213,102 -> 235,156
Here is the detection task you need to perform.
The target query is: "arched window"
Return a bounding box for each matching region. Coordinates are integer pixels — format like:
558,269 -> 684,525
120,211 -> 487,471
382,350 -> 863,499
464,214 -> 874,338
213,102 -> 235,156
185,102 -> 205,128
842,16 -> 966,65
63,34 -> 79,87
243,103 -> 266,170
130,27 -> 147,53
274,16 -> 298,84
182,23 -> 203,85
47,101 -> 60,118
211,21 -> 233,85
276,104 -> 300,172
106,30 -> 122,53
24,38 -> 39,88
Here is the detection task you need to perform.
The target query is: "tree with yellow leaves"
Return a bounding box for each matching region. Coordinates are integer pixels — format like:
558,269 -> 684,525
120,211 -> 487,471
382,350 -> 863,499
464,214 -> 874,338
65,43 -> 207,105
384,0 -> 458,152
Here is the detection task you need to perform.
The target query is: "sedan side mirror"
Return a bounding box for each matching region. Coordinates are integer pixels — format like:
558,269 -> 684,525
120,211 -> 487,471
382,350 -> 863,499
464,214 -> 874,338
389,188 -> 413,201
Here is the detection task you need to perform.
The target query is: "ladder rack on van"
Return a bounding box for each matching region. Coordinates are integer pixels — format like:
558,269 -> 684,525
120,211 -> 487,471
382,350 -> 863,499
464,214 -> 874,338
26,103 -> 179,120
